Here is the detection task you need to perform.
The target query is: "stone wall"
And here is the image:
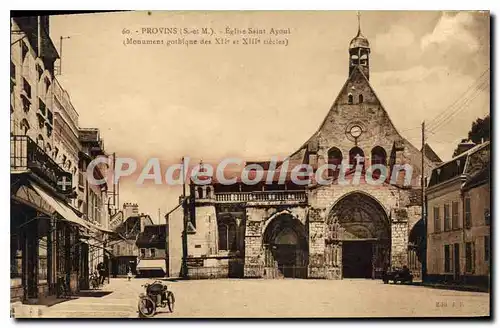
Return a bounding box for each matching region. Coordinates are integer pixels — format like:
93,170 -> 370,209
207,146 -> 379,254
187,203 -> 217,257
308,208 -> 326,278
391,208 -> 409,267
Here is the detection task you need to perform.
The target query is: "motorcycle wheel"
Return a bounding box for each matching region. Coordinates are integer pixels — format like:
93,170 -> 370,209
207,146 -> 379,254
167,291 -> 175,313
138,296 -> 156,318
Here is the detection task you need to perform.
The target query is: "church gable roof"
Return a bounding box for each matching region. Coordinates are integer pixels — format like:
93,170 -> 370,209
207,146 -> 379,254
422,143 -> 442,164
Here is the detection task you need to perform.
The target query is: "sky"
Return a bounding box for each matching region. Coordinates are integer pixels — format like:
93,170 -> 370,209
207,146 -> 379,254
49,11 -> 490,222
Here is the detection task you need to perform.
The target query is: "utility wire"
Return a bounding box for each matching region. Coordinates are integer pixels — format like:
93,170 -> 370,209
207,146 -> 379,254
426,68 -> 489,131
427,79 -> 489,134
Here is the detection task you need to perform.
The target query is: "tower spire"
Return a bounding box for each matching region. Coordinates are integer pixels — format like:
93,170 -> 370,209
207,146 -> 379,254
357,11 -> 361,36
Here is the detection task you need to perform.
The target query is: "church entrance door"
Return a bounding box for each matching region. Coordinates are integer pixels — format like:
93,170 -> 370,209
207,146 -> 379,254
326,192 -> 391,279
342,241 -> 373,278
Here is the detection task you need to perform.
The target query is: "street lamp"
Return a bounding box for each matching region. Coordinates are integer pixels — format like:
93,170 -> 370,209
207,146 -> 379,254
59,36 -> 71,75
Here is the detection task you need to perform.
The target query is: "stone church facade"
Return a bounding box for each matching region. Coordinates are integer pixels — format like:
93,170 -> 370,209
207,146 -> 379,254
182,22 -> 438,280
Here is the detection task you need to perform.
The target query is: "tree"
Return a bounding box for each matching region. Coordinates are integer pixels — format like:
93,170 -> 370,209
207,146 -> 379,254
452,114 -> 490,157
468,114 -> 490,144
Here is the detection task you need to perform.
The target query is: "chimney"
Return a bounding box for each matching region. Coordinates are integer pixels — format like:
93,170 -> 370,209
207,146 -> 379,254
455,139 -> 476,157
123,202 -> 139,219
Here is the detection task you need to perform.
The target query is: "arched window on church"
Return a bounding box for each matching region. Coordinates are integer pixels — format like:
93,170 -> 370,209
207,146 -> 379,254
371,146 -> 387,179
359,94 -> 364,103
371,146 -> 387,166
360,53 -> 368,66
327,147 -> 343,179
349,147 -> 365,171
218,218 -> 237,252
350,54 -> 359,66
206,186 -> 212,199
348,94 -> 353,105
197,186 -> 204,199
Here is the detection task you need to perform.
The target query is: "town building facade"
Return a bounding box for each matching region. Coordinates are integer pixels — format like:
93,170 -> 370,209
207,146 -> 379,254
426,141 -> 490,288
110,205 -> 153,277
172,21 -> 438,280
136,224 -> 168,277
10,16 -> 116,303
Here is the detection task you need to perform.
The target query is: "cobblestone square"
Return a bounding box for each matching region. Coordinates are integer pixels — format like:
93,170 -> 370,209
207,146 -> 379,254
36,278 -> 489,318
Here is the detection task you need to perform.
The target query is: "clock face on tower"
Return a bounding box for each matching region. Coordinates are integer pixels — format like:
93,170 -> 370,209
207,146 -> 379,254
350,125 -> 362,138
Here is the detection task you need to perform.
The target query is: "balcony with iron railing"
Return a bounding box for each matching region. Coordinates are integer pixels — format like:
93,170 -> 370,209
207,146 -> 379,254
215,190 -> 307,204
11,135 -> 73,194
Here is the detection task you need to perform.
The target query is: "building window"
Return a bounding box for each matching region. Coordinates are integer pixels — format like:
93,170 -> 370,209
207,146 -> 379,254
21,42 -> 29,62
359,94 -> 364,103
150,248 -> 156,258
465,242 -> 474,273
444,245 -> 451,273
20,118 -> 30,135
22,78 -> 31,99
327,147 -> 343,179
36,134 -> 44,148
44,77 -> 51,94
61,154 -> 67,167
140,248 -> 146,259
10,60 -> 16,82
348,94 -> 353,104
484,236 -> 490,262
218,218 -> 237,252
36,64 -> 43,81
452,201 -> 459,229
465,197 -> 471,228
371,146 -> 387,166
349,147 -> 365,171
53,147 -> 59,159
197,186 -> 203,199
433,206 -> 441,233
444,204 -> 451,231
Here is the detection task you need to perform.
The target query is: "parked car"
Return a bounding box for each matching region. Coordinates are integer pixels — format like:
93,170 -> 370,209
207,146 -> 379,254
382,266 -> 413,284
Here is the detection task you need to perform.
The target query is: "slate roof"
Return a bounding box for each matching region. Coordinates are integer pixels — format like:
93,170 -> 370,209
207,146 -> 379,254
428,141 -> 489,188
136,224 -> 167,247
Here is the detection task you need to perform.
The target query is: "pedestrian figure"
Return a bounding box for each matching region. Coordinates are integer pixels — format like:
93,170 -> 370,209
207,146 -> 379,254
97,262 -> 106,285
127,267 -> 133,281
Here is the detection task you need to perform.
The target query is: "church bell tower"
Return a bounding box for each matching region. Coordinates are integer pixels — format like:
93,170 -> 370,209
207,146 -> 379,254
349,12 -> 370,80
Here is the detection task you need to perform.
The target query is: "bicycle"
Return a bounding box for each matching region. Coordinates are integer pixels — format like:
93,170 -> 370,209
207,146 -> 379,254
89,272 -> 100,289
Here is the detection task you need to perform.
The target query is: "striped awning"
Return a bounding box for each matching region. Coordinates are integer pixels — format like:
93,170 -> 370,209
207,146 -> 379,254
137,259 -> 166,272
30,182 -> 89,229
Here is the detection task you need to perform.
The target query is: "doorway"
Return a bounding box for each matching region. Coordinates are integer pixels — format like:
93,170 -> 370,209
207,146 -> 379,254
342,241 -> 373,278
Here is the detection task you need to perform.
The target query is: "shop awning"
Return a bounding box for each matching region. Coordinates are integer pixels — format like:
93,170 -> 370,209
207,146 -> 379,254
136,259 -> 166,272
30,182 -> 90,230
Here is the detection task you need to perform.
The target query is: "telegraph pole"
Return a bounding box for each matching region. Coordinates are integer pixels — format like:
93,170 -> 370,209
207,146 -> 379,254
421,121 -> 427,282
181,157 -> 188,279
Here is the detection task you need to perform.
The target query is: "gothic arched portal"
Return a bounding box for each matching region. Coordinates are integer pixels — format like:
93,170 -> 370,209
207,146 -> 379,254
327,192 -> 391,279
262,214 -> 308,278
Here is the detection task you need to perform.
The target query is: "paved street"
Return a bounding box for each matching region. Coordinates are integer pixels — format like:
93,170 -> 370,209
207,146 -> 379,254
39,278 -> 489,318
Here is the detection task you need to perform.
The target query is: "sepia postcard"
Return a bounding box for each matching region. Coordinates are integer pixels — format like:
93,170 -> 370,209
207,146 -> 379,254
9,10 -> 490,319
